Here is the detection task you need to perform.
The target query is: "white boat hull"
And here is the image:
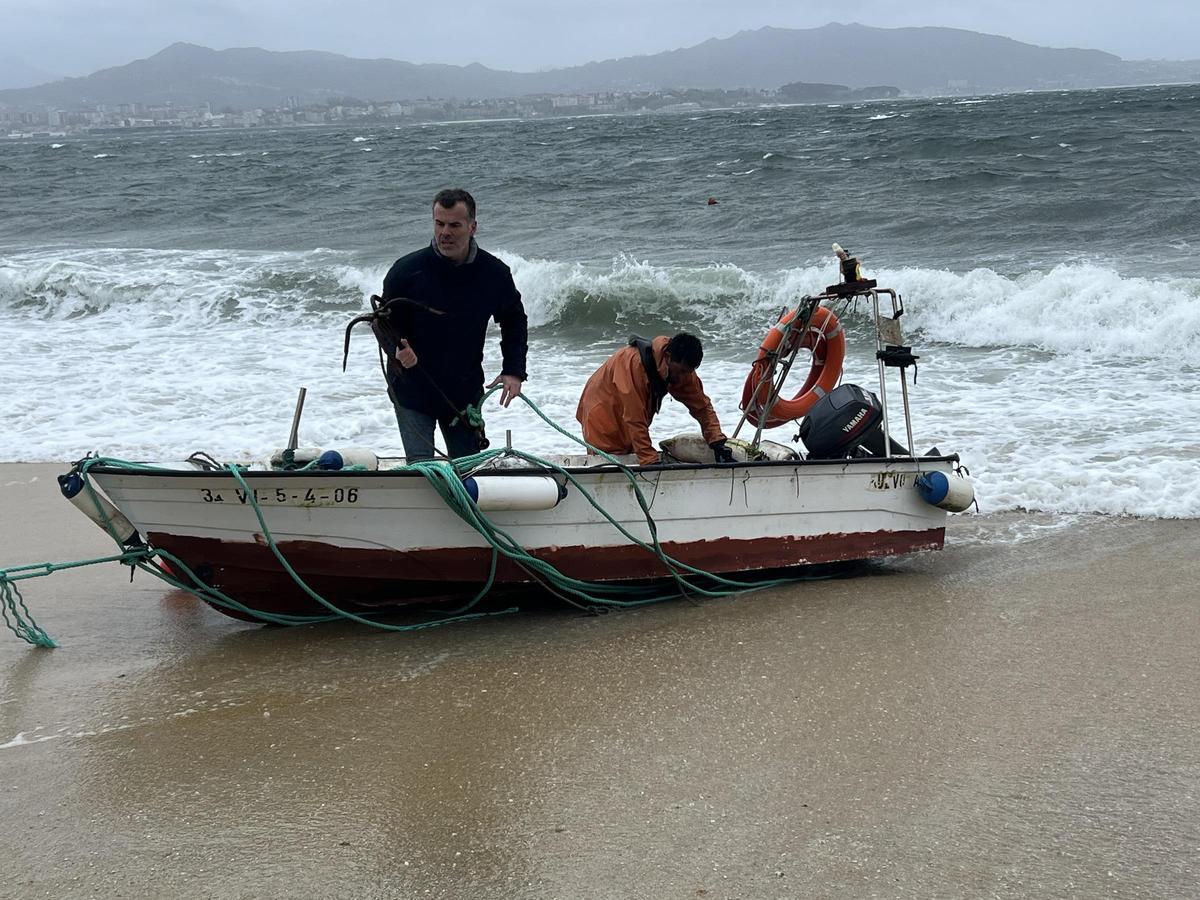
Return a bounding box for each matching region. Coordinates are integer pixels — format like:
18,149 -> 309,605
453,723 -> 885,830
85,455 -> 954,620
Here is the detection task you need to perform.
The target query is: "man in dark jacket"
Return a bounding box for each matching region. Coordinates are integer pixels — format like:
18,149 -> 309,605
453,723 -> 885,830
377,188 -> 528,461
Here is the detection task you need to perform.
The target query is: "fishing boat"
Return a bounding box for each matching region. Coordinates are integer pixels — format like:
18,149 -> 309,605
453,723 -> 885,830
57,261 -> 974,624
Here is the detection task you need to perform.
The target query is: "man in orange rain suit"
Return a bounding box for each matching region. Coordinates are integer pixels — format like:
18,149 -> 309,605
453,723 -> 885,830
576,332 -> 733,466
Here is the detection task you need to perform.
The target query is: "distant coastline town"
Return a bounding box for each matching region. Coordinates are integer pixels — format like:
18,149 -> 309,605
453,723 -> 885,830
1,84 -> 899,138
6,24 -> 1199,139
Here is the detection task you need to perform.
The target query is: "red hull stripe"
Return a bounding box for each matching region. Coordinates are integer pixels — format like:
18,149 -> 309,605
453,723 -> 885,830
148,528 -> 944,618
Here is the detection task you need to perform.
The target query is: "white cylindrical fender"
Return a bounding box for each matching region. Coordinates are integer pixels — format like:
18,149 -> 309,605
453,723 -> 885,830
462,475 -> 566,511
58,472 -> 143,546
916,470 -> 975,513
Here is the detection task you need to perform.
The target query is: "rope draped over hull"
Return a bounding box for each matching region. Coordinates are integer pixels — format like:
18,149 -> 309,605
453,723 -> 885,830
1,391 -> 814,647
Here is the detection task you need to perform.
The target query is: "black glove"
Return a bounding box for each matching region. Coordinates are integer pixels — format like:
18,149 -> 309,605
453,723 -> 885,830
710,440 -> 735,463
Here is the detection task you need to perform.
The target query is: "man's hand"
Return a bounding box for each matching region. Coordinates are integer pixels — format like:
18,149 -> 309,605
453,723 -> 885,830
488,374 -> 523,408
710,439 -> 735,463
395,339 -> 418,369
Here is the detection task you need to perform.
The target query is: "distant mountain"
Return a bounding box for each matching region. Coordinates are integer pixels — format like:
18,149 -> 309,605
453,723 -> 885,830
0,55 -> 61,91
0,42 -> 534,109
2,24 -> 1197,110
539,24 -> 1130,93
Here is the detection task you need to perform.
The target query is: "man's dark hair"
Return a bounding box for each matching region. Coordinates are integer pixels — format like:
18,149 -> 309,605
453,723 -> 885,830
433,188 -> 476,220
665,332 -> 703,369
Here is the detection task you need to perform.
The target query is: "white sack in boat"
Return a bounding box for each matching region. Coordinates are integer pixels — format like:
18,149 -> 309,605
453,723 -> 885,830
751,439 -> 800,461
660,432 -> 799,463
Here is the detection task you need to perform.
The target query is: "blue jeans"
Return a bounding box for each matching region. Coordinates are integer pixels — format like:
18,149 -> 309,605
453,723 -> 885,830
390,393 -> 482,462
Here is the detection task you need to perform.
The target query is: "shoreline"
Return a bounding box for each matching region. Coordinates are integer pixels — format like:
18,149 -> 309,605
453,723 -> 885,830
3,462 -> 1200,896
3,460 -> 1197,643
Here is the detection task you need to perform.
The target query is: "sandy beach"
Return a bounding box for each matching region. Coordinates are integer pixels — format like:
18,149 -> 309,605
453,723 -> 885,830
1,461 -> 1198,899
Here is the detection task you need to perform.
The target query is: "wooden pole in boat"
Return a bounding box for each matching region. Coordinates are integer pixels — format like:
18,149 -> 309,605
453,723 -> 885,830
287,387 -> 307,450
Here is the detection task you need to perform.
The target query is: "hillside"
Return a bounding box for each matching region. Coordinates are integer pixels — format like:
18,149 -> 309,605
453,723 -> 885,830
2,23 -> 1197,110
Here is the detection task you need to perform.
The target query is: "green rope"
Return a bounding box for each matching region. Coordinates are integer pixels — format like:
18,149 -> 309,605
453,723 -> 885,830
0,573 -> 58,648
3,392 -> 827,646
433,390 -> 806,605
0,456 -> 520,645
449,402 -> 486,430
219,463 -> 514,629
1,550 -> 155,647
87,456 -> 514,631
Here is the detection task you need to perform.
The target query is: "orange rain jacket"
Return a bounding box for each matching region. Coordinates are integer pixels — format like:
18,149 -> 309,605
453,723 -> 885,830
575,336 -> 726,465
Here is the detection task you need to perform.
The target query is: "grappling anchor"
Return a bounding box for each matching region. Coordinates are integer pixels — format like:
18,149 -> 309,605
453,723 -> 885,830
341,294 -> 444,372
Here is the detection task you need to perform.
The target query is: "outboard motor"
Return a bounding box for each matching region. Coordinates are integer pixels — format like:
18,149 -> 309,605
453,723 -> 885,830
798,383 -> 906,459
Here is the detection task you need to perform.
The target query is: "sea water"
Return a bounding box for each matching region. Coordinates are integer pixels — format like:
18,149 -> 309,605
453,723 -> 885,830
2,84 -> 1198,518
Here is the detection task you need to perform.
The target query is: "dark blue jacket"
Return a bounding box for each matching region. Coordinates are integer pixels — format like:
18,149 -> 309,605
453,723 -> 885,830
380,243 -> 528,417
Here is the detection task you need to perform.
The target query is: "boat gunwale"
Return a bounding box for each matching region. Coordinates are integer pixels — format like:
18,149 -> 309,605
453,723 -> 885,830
85,453 -> 961,480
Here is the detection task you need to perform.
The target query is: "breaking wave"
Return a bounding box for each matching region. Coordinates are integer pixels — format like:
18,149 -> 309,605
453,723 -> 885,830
5,248 -> 1195,366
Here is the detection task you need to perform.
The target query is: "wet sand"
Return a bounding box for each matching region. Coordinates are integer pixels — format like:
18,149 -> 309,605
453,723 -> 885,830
2,462 -> 1198,899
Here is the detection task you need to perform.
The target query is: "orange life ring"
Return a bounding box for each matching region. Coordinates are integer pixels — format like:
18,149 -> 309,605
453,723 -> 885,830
740,305 -> 845,428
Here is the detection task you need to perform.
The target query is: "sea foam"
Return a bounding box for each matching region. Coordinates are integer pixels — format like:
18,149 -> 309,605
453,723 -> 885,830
2,248 -> 1197,517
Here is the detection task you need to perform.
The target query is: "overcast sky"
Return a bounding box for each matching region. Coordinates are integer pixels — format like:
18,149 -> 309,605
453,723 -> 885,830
4,0 -> 1197,79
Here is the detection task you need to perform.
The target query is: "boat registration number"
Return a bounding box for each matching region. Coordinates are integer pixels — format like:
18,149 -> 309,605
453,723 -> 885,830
199,487 -> 360,505
868,472 -> 910,491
